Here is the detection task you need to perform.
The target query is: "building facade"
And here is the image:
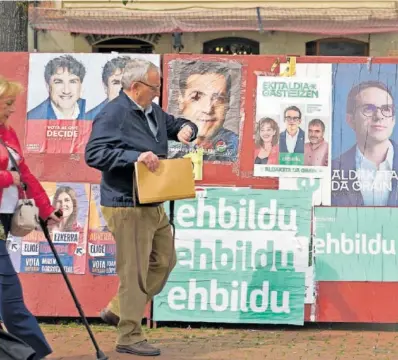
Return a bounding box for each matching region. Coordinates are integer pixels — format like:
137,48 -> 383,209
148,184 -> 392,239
28,0 -> 398,56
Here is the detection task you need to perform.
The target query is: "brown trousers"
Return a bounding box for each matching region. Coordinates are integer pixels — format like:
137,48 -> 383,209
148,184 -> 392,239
101,205 -> 176,346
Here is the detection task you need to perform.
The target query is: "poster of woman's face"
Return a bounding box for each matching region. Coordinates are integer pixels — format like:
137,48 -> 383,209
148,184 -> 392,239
255,116 -> 280,149
253,115 -> 281,165
52,186 -> 77,232
48,182 -> 89,233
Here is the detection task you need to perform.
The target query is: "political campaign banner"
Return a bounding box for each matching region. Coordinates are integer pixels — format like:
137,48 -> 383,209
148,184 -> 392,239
331,64 -> 398,206
314,207 -> 398,281
153,187 -> 312,325
25,53 -> 160,154
278,63 -> 332,206
253,65 -> 332,178
166,58 -> 244,163
6,235 -> 22,273
87,184 -> 116,276
20,182 -> 90,274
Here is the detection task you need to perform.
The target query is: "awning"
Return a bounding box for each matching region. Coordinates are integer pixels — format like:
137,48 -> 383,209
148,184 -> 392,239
28,6 -> 398,36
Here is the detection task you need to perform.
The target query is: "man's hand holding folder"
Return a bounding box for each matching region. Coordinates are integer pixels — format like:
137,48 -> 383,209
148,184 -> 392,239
137,151 -> 160,172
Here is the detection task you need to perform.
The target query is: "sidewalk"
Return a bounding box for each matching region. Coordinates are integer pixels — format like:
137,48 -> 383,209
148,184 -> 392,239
41,322 -> 398,360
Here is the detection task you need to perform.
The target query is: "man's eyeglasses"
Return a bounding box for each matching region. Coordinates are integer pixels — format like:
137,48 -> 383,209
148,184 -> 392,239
361,104 -> 395,118
285,116 -> 301,122
137,81 -> 161,92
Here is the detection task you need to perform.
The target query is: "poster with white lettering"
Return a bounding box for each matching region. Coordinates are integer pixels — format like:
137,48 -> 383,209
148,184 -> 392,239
331,64 -> 398,206
87,184 -> 116,276
314,207 -> 398,281
253,67 -> 332,178
25,53 -> 160,154
153,187 -> 312,325
19,182 -> 90,275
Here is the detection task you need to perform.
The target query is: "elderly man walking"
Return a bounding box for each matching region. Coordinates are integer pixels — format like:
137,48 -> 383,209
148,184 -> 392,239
85,58 -> 198,357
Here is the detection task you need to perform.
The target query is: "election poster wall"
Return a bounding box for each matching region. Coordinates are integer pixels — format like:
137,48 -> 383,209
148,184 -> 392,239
20,182 -> 90,274
87,184 -> 116,276
331,64 -> 398,206
253,65 -> 332,179
153,187 -> 312,325
24,53 -> 161,154
166,58 -> 244,163
314,207 -> 398,281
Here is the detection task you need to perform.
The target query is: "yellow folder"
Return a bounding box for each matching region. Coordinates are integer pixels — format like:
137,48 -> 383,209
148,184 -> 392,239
134,157 -> 196,204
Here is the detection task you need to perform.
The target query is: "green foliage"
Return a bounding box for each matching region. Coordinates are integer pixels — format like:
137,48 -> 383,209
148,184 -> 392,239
16,1 -> 29,12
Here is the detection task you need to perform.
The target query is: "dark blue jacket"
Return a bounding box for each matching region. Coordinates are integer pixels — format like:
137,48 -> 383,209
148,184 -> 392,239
27,97 -> 87,120
331,141 -> 398,206
84,91 -> 198,207
279,128 -> 305,154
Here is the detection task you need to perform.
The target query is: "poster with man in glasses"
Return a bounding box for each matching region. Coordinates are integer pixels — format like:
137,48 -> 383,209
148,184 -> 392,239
253,74 -> 332,178
331,64 -> 398,206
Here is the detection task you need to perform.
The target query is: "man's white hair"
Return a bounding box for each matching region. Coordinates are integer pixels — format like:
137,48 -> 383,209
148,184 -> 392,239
121,58 -> 160,89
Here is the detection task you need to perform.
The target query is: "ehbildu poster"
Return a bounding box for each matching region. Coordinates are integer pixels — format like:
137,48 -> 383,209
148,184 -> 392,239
331,64 -> 398,206
253,69 -> 332,178
20,182 -> 90,275
166,58 -> 244,163
87,184 -> 116,276
25,53 -> 160,154
153,187 -> 312,325
314,207 -> 398,281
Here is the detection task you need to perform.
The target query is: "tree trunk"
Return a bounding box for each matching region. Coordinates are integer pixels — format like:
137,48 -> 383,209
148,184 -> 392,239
0,1 -> 28,51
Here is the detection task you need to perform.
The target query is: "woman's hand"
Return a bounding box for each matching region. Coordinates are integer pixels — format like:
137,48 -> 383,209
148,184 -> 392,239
47,210 -> 62,226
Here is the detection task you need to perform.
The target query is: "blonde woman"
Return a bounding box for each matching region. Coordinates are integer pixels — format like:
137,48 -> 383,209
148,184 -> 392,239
254,117 -> 280,165
0,76 -> 61,359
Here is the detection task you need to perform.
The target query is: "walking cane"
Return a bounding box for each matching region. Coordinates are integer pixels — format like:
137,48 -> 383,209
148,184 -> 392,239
39,213 -> 109,360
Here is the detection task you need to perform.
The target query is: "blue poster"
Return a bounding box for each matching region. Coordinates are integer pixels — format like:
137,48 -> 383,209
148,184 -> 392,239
331,63 -> 398,206
87,184 -> 116,276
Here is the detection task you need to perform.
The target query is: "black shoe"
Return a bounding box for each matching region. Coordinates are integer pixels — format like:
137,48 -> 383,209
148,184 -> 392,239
116,341 -> 161,356
99,309 -> 119,327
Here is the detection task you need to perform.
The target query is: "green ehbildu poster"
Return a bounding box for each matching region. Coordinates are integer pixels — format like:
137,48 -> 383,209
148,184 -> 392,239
314,207 -> 398,281
153,187 -> 312,326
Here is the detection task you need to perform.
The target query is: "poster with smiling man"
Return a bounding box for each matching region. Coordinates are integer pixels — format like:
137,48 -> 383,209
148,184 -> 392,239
24,53 -> 160,154
253,73 -> 332,179
166,59 -> 244,163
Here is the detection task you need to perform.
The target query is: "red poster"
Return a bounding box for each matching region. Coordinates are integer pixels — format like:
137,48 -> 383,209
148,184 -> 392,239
25,53 -> 161,154
25,120 -> 93,154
